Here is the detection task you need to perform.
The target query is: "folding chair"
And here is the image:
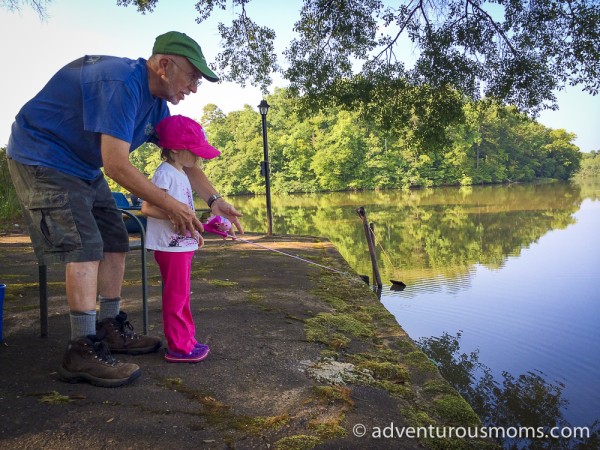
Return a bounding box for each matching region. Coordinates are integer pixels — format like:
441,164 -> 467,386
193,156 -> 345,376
111,192 -> 149,335
37,192 -> 149,337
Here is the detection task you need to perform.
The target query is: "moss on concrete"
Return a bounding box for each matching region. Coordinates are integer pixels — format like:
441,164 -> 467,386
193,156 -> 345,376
273,435 -> 322,450
1,281 -> 64,303
355,360 -> 410,383
246,291 -> 265,303
243,415 -> 291,434
157,376 -> 293,438
403,350 -> 440,374
37,391 -> 72,404
206,279 -> 238,287
423,379 -> 459,396
299,245 -> 494,449
312,385 -> 354,407
434,394 -> 481,427
308,417 -> 347,440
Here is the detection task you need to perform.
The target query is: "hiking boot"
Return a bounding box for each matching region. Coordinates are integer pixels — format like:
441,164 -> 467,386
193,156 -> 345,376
164,345 -> 210,363
58,334 -> 141,388
97,311 -> 162,355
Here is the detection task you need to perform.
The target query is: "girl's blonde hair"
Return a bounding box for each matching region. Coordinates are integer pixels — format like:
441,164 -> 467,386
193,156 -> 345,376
160,147 -> 176,162
159,147 -> 203,168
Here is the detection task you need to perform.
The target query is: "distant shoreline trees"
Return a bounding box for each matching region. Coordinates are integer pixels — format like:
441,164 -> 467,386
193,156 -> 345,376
196,89 -> 582,195
578,151 -> 600,178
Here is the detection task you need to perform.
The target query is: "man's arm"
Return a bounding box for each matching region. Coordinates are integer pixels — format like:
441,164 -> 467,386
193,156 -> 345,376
182,164 -> 218,201
101,134 -> 202,235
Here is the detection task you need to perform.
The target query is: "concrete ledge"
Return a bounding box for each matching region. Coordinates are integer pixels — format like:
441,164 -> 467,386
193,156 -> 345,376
0,234 -> 496,449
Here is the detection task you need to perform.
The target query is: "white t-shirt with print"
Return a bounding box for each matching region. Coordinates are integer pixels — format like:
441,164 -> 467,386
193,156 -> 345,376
144,161 -> 199,252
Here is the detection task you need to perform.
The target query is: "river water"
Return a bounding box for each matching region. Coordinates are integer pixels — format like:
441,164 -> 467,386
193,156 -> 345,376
226,179 -> 599,440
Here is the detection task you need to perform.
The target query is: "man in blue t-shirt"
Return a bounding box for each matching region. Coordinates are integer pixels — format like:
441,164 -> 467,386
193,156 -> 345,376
6,31 -> 243,387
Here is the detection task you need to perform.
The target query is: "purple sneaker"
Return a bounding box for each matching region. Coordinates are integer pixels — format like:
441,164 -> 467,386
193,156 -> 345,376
194,342 -> 210,352
164,345 -> 210,363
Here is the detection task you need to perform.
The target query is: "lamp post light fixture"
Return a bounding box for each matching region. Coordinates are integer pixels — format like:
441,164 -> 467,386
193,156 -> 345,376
258,99 -> 273,236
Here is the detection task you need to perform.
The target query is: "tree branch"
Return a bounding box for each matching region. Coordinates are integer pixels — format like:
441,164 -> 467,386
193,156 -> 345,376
374,2 -> 424,62
467,0 -> 518,57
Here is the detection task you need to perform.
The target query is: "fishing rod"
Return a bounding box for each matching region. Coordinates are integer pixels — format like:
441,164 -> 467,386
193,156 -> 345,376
356,207 -> 406,290
366,225 -> 406,291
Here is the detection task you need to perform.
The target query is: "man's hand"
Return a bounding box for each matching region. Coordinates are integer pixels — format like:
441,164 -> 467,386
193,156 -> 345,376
167,200 -> 204,236
211,199 -> 244,236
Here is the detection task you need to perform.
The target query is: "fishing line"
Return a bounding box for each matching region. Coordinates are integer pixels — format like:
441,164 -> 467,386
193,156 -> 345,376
368,227 -> 396,269
367,226 -> 407,289
201,215 -> 347,275
225,234 -> 348,275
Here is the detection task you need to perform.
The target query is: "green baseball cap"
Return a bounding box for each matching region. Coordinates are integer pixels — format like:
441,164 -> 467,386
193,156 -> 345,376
153,31 -> 219,82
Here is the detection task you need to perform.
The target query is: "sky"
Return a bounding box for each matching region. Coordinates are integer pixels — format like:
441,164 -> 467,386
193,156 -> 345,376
1,0 -> 598,152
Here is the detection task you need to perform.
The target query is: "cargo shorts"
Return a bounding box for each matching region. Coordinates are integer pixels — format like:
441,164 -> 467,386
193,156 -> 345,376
7,158 -> 130,265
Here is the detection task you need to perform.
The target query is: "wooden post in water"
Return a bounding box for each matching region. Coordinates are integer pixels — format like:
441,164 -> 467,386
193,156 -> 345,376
356,206 -> 382,289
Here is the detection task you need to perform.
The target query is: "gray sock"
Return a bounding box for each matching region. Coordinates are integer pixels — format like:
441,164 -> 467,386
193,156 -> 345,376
70,310 -> 97,340
98,296 -> 121,321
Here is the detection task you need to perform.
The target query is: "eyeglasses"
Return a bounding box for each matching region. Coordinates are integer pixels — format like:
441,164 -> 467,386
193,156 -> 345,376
169,58 -> 202,87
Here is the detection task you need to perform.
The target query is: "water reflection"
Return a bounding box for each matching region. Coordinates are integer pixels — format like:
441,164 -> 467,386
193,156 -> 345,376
228,181 -> 584,286
417,332 -> 600,449
219,179 -> 600,444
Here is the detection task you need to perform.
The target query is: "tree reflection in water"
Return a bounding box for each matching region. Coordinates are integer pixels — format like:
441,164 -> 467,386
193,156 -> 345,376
417,332 -> 599,449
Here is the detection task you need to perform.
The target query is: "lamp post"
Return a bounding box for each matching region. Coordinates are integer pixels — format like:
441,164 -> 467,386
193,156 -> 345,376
258,99 -> 273,236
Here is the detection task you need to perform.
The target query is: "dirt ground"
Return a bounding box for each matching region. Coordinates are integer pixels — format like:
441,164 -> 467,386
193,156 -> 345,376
0,230 -> 492,450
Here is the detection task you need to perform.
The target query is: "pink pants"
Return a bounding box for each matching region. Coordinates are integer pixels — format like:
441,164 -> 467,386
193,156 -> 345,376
154,250 -> 197,354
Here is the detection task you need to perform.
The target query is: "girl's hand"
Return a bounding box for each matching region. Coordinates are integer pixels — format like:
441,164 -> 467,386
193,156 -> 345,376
195,231 -> 205,248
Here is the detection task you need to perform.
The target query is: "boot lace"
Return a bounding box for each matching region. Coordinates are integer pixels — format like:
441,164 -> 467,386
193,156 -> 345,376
90,338 -> 118,366
116,312 -> 141,341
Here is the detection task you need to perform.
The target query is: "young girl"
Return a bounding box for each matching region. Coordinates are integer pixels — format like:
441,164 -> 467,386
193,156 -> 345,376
142,115 -> 221,363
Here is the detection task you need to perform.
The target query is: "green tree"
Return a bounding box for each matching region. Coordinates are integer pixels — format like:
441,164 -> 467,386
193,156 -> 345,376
539,129 -> 581,180
310,110 -> 370,191
264,88 -> 319,193
577,151 -> 600,177
104,142 -> 165,193
112,0 -> 600,115
10,1 -> 598,162
0,148 -> 21,220
203,105 -> 264,195
205,88 -> 583,194
455,102 -> 583,184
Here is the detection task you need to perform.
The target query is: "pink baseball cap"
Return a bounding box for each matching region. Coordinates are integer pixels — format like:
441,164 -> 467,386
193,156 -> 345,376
155,115 -> 221,159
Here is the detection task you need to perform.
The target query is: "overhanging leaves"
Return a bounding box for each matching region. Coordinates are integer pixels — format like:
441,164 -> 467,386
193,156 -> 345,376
111,1 -> 600,142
